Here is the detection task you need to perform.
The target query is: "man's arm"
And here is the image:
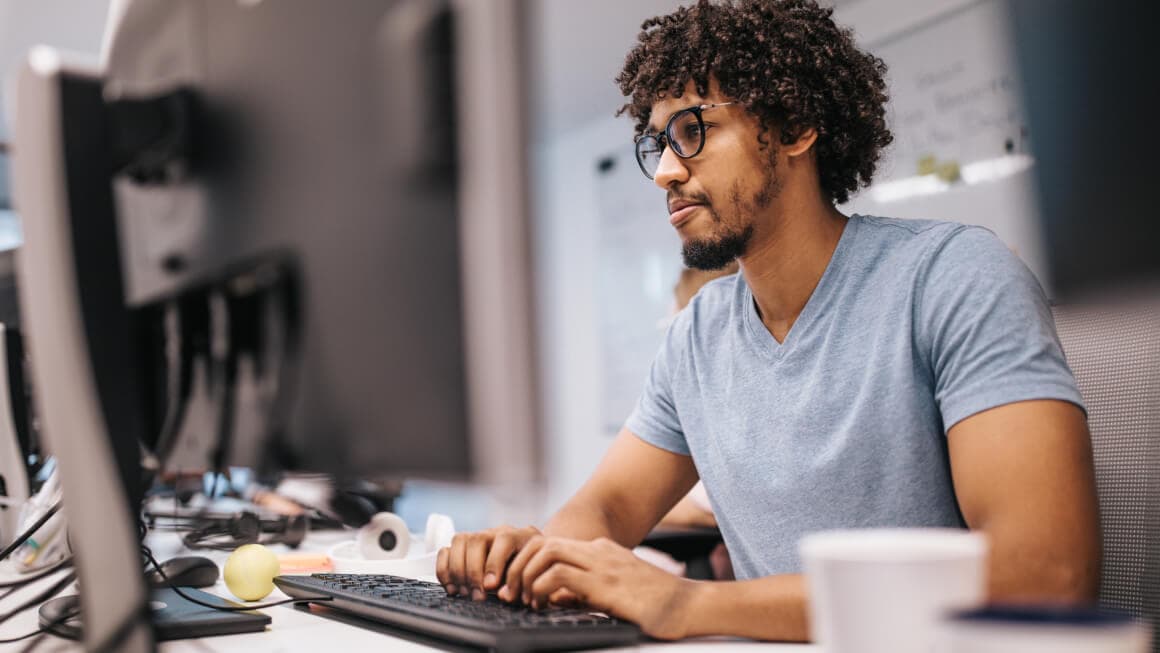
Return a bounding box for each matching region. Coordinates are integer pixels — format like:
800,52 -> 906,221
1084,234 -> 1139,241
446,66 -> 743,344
947,398 -> 1101,601
542,427 -> 701,544
436,428 -> 698,600
505,536 -> 811,641
505,399 -> 1100,642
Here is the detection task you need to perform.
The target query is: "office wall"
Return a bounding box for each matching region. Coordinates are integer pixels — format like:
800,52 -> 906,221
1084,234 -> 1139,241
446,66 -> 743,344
528,0 -> 1042,512
0,0 -> 112,239
0,0 -> 112,132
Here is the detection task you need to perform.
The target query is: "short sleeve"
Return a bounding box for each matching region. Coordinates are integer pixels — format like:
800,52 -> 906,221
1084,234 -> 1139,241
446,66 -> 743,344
916,226 -> 1085,430
624,320 -> 692,456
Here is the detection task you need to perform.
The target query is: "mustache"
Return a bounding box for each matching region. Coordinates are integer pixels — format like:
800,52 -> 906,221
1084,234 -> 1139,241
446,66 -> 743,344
667,190 -> 711,206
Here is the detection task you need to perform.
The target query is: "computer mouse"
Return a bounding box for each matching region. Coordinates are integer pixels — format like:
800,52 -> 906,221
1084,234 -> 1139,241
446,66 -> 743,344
147,555 -> 221,588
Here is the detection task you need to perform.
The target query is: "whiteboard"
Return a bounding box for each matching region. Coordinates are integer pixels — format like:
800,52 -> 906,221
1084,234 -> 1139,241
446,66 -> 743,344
595,146 -> 682,434
873,0 -> 1026,173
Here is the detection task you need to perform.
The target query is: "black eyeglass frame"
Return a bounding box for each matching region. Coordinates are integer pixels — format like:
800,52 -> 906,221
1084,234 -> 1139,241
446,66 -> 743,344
633,101 -> 736,179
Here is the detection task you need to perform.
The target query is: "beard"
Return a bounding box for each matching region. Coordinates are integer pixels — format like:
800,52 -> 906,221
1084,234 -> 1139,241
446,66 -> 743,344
682,224 -> 755,270
678,163 -> 779,271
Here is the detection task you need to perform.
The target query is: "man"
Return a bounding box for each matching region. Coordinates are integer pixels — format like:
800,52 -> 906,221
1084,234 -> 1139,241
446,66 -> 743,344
437,0 -> 1099,641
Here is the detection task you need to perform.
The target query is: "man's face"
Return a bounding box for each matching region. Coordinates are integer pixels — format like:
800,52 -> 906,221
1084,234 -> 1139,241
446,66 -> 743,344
646,80 -> 780,270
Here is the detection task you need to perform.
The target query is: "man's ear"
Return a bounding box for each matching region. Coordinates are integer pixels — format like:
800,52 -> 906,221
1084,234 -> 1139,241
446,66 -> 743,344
784,127 -> 818,158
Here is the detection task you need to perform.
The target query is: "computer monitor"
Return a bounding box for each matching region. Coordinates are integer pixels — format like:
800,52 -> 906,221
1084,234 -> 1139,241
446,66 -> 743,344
1009,0 -> 1160,299
11,0 -> 541,649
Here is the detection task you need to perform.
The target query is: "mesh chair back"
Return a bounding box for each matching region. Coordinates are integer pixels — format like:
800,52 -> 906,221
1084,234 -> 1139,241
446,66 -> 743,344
1053,302 -> 1160,651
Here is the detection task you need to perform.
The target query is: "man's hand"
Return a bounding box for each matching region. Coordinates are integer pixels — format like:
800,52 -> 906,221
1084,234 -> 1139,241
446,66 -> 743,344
499,535 -> 698,640
436,525 -> 541,600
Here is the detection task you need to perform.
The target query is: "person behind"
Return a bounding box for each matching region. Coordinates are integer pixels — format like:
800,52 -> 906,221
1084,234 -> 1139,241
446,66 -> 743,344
437,0 -> 1099,642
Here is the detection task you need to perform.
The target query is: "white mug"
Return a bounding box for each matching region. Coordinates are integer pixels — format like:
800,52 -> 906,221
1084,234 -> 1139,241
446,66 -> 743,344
800,528 -> 988,653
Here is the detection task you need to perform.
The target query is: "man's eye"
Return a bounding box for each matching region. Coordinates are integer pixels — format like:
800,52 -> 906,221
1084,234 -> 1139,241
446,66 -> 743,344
683,123 -> 704,140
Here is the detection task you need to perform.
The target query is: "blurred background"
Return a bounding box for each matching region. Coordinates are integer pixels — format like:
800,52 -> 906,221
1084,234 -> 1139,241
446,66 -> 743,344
0,0 -> 1110,527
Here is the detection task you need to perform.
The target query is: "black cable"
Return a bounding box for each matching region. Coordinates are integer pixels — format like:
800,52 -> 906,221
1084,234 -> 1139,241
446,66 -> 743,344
0,625 -> 46,644
140,545 -> 332,612
0,502 -> 62,563
0,557 -> 73,588
0,571 -> 76,629
254,266 -> 302,469
0,603 -> 79,646
207,290 -> 238,480
18,605 -> 83,653
151,300 -> 191,463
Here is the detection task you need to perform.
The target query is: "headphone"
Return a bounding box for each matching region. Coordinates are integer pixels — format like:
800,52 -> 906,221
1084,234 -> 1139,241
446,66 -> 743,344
179,511 -> 307,551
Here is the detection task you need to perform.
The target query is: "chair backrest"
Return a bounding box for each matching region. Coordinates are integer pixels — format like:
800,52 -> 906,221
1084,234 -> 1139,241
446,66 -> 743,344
1053,301 -> 1160,651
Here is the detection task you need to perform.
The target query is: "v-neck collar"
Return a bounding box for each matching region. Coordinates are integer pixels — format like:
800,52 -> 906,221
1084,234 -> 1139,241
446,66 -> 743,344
741,214 -> 859,359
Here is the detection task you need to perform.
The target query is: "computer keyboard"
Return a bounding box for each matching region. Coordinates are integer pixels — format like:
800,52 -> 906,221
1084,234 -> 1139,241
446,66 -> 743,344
273,573 -> 642,651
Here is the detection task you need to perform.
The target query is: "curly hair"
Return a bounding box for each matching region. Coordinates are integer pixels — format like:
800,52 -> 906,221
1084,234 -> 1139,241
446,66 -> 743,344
616,0 -> 892,204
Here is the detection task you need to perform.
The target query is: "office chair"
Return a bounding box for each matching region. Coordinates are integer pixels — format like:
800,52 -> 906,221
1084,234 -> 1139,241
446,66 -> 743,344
1053,301 -> 1160,652
641,526 -> 723,580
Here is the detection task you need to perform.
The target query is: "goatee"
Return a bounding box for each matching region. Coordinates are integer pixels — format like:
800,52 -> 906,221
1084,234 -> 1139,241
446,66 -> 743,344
682,224 -> 754,270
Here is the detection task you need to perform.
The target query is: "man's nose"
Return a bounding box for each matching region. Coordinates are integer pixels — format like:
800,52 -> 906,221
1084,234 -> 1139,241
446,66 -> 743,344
653,146 -> 690,189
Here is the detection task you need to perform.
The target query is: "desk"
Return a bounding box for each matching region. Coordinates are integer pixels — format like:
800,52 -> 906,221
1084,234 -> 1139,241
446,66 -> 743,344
0,530 -> 815,652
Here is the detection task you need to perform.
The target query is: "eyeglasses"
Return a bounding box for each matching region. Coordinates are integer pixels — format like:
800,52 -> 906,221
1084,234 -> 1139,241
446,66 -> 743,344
634,102 -> 735,180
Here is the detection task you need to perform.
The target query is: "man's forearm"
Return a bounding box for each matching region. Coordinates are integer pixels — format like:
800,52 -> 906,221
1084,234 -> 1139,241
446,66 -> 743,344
983,520 -> 1101,603
679,574 -> 810,642
542,494 -> 630,543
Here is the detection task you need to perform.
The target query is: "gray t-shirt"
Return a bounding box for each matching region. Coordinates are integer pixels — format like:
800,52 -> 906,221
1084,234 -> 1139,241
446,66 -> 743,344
625,215 -> 1083,580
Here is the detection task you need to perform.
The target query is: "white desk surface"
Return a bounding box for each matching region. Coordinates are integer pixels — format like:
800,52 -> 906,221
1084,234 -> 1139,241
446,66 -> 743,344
0,530 -> 815,652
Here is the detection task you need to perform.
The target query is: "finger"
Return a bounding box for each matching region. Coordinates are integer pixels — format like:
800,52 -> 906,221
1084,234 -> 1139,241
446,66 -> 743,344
436,547 -> 451,591
464,535 -> 490,600
530,562 -> 593,610
501,535 -> 544,603
446,533 -> 470,592
483,531 -> 519,592
520,538 -> 595,599
547,587 -> 581,608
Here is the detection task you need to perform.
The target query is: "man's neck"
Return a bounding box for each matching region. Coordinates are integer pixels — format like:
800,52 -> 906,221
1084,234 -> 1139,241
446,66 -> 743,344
738,200 -> 847,343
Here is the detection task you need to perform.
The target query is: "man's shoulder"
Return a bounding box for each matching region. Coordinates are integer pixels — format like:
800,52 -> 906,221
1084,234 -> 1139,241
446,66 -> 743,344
853,215 -> 1008,273
855,214 -> 974,248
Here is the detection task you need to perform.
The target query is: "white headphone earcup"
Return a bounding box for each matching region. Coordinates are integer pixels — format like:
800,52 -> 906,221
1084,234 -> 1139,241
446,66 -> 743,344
357,512 -> 410,560
424,513 -> 455,553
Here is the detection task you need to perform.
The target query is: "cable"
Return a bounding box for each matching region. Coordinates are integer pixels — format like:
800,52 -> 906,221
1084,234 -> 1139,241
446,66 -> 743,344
151,300 -> 192,463
140,545 -> 331,612
0,502 -> 62,563
0,626 -> 45,644
207,290 -> 237,478
17,604 -> 82,653
0,557 -> 73,589
0,571 -> 75,629
0,602 -> 80,646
